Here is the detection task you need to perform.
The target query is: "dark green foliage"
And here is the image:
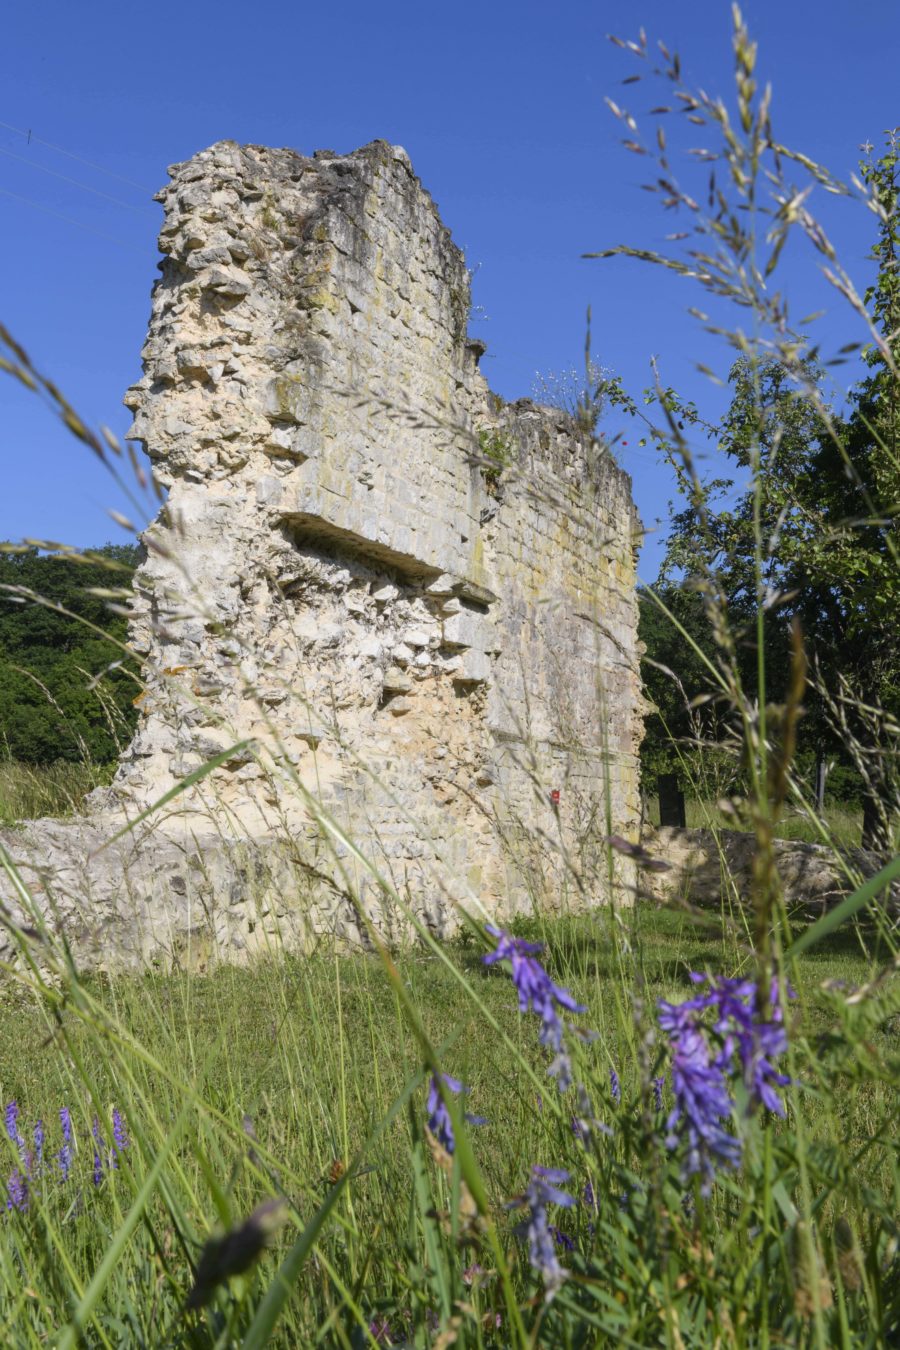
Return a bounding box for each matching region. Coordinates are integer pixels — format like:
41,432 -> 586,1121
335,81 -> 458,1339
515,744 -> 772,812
641,359 -> 851,796
0,544 -> 140,765
641,129 -> 900,813
633,123 -> 900,838
638,583 -> 721,783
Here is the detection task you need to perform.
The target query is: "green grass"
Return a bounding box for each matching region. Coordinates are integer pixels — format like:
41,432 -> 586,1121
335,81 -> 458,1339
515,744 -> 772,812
0,760 -> 113,827
644,796 -> 873,849
0,905 -> 894,1345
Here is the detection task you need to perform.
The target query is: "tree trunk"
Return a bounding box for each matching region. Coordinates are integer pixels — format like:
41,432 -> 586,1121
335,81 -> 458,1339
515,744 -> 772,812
861,792 -> 892,854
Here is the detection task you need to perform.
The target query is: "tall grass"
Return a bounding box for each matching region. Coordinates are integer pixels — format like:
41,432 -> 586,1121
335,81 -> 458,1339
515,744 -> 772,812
0,760 -> 113,826
0,911 -> 893,1346
0,9 -> 898,1346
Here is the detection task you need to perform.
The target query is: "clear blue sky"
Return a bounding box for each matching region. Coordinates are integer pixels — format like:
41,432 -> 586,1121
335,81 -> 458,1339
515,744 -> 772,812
1,0 -> 897,581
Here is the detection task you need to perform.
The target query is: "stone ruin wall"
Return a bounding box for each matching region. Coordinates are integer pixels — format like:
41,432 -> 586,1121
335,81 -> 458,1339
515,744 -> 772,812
0,140 -> 643,967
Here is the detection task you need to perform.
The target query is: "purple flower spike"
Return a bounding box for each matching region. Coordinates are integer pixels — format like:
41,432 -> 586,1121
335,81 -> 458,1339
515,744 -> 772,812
658,1001 -> 742,1193
680,972 -> 792,1116
59,1107 -> 72,1182
609,1068 -> 621,1106
33,1119 -> 45,1172
6,1169 -> 28,1212
483,927 -> 586,1090
653,1076 -> 665,1112
483,929 -> 585,1018
5,1102 -> 24,1154
426,1073 -> 485,1154
658,968 -> 793,1193
112,1109 -> 129,1152
508,1165 -> 576,1301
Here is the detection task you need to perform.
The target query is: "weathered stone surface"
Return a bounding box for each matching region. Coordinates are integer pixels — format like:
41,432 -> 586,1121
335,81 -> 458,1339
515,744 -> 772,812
641,827 -> 899,917
0,140 -> 644,968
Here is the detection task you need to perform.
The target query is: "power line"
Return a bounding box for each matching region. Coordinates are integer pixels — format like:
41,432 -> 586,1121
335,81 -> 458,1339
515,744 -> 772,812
0,145 -> 152,214
0,186 -> 145,253
0,118 -> 152,194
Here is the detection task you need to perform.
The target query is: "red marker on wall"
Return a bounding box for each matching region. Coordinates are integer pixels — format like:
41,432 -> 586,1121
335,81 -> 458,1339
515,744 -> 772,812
549,789 -> 560,806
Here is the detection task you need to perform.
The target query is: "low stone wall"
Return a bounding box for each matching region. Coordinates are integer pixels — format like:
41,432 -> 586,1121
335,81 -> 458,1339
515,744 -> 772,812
0,814 -> 431,974
641,826 -> 899,918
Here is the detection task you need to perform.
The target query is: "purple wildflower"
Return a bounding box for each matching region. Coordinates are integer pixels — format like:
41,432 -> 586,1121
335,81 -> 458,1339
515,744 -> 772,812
6,1169 -> 27,1212
658,969 -> 793,1192
609,1068 -> 621,1106
507,1165 -> 576,1301
33,1119 -> 44,1172
653,1076 -> 665,1112
483,927 -> 585,1089
92,1117 -> 104,1185
368,1318 -> 392,1345
689,973 -> 791,1116
112,1109 -> 129,1152
425,1074 -> 486,1155
5,1102 -> 24,1154
657,999 -> 742,1193
550,1224 -> 575,1251
58,1107 -> 72,1182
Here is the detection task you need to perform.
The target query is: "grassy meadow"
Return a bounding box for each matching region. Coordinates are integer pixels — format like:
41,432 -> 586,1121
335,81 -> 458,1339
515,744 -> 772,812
0,902 -> 896,1346
0,9 -> 899,1347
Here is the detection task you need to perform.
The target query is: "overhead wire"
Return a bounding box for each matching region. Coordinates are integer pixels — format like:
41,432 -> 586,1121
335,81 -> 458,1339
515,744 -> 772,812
0,119 -> 156,250
0,144 -> 152,214
0,186 -> 145,253
0,118 -> 151,194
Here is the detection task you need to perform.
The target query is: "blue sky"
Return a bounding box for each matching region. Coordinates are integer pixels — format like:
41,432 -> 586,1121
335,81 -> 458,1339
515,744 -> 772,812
1,0 -> 897,581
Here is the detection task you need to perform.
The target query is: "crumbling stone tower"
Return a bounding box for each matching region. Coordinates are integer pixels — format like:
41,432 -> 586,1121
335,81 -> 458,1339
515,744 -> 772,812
116,139 -> 643,934
0,140 -> 643,967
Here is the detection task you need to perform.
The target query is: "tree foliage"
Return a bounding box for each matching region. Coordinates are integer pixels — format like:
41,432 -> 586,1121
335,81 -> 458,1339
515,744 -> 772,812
0,545 -> 140,765
639,133 -> 900,835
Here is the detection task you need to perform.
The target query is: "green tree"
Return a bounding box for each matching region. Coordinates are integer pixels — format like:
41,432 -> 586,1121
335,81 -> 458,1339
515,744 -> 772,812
795,131 -> 900,845
0,545 -> 140,765
638,583 -> 720,784
646,134 -> 900,843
